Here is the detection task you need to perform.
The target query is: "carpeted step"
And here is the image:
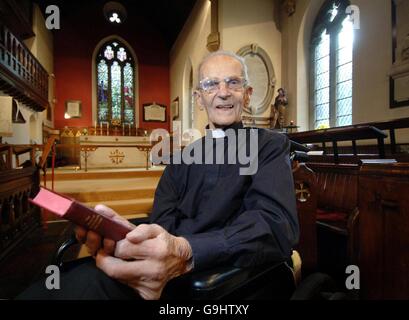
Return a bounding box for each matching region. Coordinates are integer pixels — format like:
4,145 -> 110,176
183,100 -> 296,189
45,168 -> 164,181
66,188 -> 156,202
84,198 -> 154,216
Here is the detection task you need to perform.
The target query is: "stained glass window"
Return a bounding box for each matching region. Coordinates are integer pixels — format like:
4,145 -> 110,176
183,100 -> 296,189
96,40 -> 135,126
123,63 -> 134,124
311,0 -> 354,129
97,60 -> 108,122
117,48 -> 127,62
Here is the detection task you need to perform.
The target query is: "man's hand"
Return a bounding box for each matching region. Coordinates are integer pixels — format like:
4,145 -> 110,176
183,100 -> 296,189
95,223 -> 193,300
74,204 -> 134,256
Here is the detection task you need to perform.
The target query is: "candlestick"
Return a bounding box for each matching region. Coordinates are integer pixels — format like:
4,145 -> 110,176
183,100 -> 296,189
94,120 -> 97,135
128,123 -> 131,136
107,122 -> 109,136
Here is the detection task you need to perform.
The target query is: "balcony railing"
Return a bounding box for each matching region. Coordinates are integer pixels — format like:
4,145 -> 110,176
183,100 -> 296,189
0,23 -> 48,111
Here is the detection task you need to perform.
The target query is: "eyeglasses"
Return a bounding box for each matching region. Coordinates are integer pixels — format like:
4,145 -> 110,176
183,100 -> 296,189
198,77 -> 248,93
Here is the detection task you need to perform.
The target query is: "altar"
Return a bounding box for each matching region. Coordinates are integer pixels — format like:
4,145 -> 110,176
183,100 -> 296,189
79,135 -> 153,170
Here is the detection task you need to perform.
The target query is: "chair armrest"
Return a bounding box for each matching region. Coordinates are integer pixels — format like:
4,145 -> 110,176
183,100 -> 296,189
164,262 -> 295,300
189,266 -> 251,299
53,234 -> 79,268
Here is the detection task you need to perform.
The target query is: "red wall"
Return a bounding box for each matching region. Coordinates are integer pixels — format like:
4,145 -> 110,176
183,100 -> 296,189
53,5 -> 170,131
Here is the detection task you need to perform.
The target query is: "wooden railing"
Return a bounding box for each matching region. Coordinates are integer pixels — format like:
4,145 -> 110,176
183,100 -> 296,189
363,117 -> 409,154
358,162 -> 409,299
288,117 -> 409,163
0,143 -> 39,170
0,23 -> 48,111
59,126 -> 153,137
288,125 -> 388,164
0,166 -> 42,261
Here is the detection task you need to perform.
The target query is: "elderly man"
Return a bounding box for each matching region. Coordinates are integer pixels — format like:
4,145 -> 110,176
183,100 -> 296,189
19,50 -> 298,300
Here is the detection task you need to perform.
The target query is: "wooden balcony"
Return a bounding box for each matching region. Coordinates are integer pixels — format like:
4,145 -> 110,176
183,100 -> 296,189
0,23 -> 48,111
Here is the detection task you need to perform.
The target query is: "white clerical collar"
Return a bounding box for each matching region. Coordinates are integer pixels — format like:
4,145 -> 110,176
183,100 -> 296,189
211,129 -> 226,139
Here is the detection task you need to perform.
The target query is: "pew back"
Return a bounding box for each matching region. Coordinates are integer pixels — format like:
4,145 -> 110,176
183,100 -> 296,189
308,163 -> 359,214
0,167 -> 41,261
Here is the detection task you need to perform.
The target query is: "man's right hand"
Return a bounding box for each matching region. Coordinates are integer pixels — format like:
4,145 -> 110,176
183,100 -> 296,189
74,204 -> 132,256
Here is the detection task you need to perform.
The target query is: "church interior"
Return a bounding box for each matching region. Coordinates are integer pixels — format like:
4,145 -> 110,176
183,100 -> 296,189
1,0 -> 409,300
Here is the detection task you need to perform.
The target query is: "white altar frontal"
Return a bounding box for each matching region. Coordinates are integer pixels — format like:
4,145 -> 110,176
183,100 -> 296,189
79,135 -> 152,170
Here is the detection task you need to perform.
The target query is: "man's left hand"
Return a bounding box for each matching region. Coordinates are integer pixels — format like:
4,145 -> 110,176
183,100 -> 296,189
95,224 -> 193,300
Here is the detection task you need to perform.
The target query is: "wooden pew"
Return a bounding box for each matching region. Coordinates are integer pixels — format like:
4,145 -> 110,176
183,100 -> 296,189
307,162 -> 359,264
359,117 -> 409,155
288,125 -> 387,164
359,162 -> 409,299
292,163 -> 318,274
0,167 -> 73,298
0,167 -> 41,261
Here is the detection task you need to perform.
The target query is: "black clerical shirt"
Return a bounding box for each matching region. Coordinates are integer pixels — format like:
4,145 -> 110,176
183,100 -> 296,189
149,122 -> 299,271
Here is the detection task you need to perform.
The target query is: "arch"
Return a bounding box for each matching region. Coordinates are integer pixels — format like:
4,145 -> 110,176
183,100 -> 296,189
182,57 -> 194,132
294,0 -> 327,131
308,0 -> 353,129
91,35 -> 139,127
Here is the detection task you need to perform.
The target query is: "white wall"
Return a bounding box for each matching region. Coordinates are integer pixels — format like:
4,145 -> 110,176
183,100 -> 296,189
2,101 -> 42,166
281,0 -> 409,143
220,0 -> 282,119
281,0 -> 325,132
353,0 -> 409,132
3,103 -> 40,145
170,0 -> 283,134
170,0 -> 211,134
172,0 -> 409,142
352,0 -> 409,143
24,4 -> 54,131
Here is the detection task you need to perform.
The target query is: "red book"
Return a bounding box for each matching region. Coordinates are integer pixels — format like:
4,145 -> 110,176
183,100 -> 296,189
30,187 -> 135,241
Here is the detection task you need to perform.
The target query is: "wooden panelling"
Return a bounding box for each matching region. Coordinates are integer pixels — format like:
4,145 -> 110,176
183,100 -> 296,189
293,163 -> 318,273
0,167 -> 41,261
308,163 -> 359,214
359,163 -> 409,299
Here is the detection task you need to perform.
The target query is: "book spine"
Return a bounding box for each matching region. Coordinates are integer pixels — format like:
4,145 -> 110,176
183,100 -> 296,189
65,202 -> 132,241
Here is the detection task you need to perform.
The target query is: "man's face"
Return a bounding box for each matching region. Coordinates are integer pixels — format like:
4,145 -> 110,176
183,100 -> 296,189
196,55 -> 252,129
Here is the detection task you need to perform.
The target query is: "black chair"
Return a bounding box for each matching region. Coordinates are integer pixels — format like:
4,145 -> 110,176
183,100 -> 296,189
52,146 -> 349,300
53,218 -> 296,300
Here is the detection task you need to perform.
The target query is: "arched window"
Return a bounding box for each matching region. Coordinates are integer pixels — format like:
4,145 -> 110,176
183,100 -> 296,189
310,0 -> 354,129
96,40 -> 135,125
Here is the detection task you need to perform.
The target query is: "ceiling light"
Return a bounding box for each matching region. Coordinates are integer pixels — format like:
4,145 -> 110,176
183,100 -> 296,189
109,12 -> 120,23
103,2 -> 127,25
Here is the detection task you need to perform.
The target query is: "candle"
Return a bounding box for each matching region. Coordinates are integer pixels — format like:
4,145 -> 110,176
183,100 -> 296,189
122,123 -> 125,136
94,121 -> 97,135
107,122 -> 109,136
